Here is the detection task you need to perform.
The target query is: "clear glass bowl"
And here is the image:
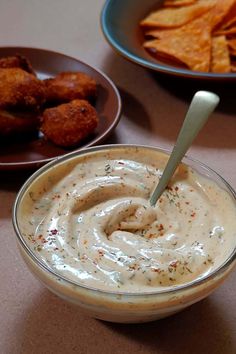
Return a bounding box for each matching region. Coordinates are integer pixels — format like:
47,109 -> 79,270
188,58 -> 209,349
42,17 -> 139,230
12,145 -> 236,323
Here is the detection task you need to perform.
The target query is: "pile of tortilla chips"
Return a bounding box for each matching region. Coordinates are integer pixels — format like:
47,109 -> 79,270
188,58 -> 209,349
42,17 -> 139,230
140,0 -> 236,73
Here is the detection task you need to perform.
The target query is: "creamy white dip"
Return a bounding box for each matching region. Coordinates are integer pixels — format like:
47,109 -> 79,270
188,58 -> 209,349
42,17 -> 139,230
21,147 -> 236,293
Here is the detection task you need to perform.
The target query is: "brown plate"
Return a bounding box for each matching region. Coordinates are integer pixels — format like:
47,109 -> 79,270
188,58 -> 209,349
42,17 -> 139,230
0,47 -> 122,170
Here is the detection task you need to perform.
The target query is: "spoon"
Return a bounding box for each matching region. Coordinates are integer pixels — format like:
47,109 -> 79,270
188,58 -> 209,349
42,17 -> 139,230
150,90 -> 220,207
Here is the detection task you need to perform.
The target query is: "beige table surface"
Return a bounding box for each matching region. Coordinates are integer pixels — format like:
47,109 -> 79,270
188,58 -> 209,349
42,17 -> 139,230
0,1 -> 236,353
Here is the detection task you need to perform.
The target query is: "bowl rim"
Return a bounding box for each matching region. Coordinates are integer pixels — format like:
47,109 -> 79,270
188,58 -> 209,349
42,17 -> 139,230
12,144 -> 236,297
100,0 -> 236,81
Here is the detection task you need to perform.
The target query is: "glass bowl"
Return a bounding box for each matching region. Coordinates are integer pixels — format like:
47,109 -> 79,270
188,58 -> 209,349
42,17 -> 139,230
12,145 -> 236,323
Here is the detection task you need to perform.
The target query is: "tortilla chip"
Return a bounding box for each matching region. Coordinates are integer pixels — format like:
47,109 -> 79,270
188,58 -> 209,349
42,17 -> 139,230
218,16 -> 236,31
163,0 -> 197,7
214,2 -> 236,30
227,38 -> 236,51
210,36 -> 231,73
140,1 -> 215,29
214,27 -> 236,36
145,27 -> 176,39
209,0 -> 236,30
229,48 -> 236,56
140,0 -> 236,73
230,61 -> 236,72
143,14 -> 212,72
228,39 -> 236,56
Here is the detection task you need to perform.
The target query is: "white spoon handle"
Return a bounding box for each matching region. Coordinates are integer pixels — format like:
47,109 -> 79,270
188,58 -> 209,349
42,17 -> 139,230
150,91 -> 220,206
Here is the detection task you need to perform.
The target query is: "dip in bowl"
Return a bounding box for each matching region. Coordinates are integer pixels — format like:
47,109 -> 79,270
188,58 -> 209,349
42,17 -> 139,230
13,145 -> 236,323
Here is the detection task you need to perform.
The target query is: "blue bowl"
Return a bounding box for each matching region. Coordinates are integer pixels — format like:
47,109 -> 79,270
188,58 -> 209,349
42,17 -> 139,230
101,0 -> 236,80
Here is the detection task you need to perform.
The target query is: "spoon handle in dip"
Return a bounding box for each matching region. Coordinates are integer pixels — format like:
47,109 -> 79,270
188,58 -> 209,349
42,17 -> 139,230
150,90 -> 220,207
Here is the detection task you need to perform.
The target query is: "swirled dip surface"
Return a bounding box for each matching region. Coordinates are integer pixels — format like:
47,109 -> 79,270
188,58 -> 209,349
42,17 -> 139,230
20,148 -> 236,292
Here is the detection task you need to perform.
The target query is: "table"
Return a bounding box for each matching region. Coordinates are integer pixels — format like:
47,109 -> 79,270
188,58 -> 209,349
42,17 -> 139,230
0,1 -> 236,353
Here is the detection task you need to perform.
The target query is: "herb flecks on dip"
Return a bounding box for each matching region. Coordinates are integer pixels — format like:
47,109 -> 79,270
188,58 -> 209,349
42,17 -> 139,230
19,147 -> 236,293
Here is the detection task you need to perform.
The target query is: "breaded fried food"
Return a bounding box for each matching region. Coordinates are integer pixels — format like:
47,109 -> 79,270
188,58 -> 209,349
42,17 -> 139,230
0,109 -> 40,136
40,99 -> 99,147
0,68 -> 45,110
0,54 -> 35,75
44,72 -> 97,104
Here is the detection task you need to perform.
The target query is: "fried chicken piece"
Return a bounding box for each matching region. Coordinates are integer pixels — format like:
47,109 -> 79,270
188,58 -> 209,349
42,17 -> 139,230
0,54 -> 35,75
0,109 -> 40,136
40,99 -> 99,147
44,72 -> 97,104
0,68 -> 45,110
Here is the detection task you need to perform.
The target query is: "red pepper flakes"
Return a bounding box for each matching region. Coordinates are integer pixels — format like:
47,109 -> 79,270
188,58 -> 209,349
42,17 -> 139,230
191,212 -> 196,217
50,229 -> 58,235
98,250 -> 104,257
175,186 -> 179,191
129,264 -> 138,270
52,194 -> 61,200
81,254 -> 88,261
38,235 -> 47,243
118,161 -> 124,165
170,260 -> 178,268
152,268 -> 161,273
147,233 -> 155,239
